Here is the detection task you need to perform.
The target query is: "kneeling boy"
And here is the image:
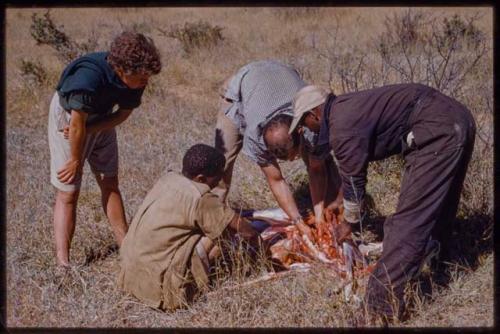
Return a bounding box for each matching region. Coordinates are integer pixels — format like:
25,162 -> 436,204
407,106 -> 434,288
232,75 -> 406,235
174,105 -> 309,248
118,144 -> 259,310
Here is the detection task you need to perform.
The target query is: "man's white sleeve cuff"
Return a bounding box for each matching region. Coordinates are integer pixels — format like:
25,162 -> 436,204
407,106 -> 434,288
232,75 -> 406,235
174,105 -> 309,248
343,199 -> 361,224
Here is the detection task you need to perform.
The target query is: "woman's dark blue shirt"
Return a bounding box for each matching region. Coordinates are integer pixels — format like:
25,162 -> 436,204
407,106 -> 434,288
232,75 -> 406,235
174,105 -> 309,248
56,52 -> 144,123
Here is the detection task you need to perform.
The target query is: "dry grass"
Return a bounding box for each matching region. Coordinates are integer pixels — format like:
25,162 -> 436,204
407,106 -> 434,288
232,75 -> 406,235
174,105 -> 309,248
5,6 -> 493,328
405,253 -> 494,327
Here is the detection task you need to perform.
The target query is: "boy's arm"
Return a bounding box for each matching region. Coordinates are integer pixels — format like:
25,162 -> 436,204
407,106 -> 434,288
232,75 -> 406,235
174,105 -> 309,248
57,109 -> 87,184
224,214 -> 264,252
86,108 -> 133,133
64,109 -> 133,137
196,195 -> 262,248
226,215 -> 259,241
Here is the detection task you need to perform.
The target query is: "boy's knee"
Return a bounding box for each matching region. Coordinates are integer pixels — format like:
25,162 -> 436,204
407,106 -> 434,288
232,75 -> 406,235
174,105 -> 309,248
96,175 -> 120,192
56,190 -> 80,204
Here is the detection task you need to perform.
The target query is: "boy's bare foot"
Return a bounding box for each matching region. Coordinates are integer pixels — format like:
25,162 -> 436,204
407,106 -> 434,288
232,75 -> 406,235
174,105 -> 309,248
57,260 -> 71,268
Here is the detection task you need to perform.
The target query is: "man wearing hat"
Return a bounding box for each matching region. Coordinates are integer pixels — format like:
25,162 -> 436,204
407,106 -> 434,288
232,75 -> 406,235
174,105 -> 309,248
286,86 -> 343,223
289,83 -> 476,320
213,60 -> 341,225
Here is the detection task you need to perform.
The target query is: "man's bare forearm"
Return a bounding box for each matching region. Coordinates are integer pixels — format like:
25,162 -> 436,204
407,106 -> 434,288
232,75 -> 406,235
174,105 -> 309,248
261,162 -> 301,221
268,179 -> 301,221
86,109 -> 133,133
308,158 -> 328,222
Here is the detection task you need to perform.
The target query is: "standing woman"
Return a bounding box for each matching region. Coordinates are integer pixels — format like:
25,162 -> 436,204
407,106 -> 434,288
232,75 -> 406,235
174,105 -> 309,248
48,31 -> 162,267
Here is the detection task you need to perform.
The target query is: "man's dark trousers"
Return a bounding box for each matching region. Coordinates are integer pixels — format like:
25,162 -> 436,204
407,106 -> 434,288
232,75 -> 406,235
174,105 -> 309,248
365,90 -> 476,319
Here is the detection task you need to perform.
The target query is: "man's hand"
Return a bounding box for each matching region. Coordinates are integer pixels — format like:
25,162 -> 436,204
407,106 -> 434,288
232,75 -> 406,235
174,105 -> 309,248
62,126 -> 70,139
326,198 -> 343,212
333,220 -> 353,244
295,218 -> 314,241
57,158 -> 81,184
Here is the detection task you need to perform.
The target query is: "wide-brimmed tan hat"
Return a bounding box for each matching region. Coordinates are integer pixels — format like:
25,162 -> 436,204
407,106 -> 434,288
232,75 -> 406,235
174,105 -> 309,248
289,85 -> 330,134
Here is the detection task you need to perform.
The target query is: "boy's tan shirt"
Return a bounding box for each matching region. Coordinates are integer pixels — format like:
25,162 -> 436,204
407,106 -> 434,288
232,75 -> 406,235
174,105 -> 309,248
118,171 -> 235,310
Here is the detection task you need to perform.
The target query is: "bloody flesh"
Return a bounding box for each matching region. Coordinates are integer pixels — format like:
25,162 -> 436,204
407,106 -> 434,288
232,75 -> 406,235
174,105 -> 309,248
261,207 -> 374,278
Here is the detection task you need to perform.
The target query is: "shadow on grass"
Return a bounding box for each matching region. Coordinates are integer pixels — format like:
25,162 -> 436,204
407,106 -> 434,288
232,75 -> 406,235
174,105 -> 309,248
365,212 -> 492,270
360,208 -> 492,321
428,212 -> 493,288
292,178 -> 313,217
446,213 -> 493,267
83,243 -> 119,266
363,208 -> 492,308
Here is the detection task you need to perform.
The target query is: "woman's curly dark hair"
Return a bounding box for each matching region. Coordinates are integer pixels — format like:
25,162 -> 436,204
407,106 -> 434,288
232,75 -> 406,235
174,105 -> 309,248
107,31 -> 162,75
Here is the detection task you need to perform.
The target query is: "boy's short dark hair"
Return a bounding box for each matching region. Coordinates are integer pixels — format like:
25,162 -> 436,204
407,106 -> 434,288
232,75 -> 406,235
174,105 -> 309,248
182,144 -> 226,179
262,114 -> 299,160
108,31 -> 162,75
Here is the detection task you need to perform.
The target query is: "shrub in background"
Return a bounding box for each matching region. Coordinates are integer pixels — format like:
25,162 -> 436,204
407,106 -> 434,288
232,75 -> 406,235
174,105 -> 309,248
163,20 -> 224,54
272,7 -> 322,21
313,9 -> 489,98
30,11 -> 99,63
19,58 -> 47,85
376,10 -> 489,98
311,10 -> 492,220
30,11 -> 79,62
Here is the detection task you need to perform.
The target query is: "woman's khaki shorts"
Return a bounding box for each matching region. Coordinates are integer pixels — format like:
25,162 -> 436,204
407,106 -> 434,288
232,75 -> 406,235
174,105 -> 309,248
48,92 -> 118,192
